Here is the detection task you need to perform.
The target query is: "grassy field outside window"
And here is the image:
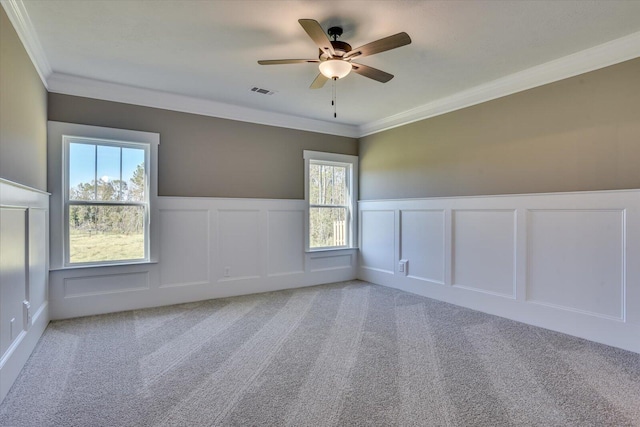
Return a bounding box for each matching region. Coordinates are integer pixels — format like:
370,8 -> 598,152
69,229 -> 144,263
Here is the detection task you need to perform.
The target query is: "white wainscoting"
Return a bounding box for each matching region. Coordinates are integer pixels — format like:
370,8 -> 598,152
0,179 -> 50,403
49,197 -> 357,320
358,190 -> 640,354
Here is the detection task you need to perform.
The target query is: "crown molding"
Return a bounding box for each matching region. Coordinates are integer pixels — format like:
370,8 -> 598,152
47,73 -> 359,138
358,30 -> 640,137
1,0 -> 51,88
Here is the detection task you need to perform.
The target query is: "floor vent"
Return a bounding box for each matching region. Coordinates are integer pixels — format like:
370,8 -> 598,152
250,87 -> 275,95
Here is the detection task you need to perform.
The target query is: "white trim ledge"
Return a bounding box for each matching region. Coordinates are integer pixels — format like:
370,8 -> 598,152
0,177 -> 49,196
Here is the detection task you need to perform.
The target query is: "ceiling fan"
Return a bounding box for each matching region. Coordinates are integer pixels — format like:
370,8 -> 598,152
258,19 -> 411,89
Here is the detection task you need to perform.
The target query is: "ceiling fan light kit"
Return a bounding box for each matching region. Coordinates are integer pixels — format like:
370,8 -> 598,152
319,59 -> 352,79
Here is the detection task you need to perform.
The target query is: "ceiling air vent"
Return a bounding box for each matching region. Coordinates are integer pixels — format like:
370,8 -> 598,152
250,87 -> 275,95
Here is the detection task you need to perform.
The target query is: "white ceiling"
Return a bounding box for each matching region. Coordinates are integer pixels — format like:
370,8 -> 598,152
6,0 -> 640,136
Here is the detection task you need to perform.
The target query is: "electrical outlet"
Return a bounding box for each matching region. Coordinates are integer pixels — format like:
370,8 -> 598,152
399,259 -> 408,276
224,266 -> 231,277
23,300 -> 31,330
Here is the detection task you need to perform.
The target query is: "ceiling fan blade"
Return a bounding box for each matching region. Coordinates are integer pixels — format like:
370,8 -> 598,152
258,59 -> 319,65
299,19 -> 335,57
344,32 -> 411,59
310,73 -> 329,89
351,63 -> 394,83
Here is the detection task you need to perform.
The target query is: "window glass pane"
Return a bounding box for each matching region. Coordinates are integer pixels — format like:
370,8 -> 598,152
310,207 -> 347,248
310,163 -> 347,206
69,143 -> 96,201
333,165 -> 347,205
96,145 -> 122,201
68,205 -> 145,263
122,148 -> 146,202
321,165 -> 333,204
309,163 -> 321,205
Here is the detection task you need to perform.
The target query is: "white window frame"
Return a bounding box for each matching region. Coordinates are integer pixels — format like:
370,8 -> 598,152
48,122 -> 159,270
304,150 -> 358,252
63,137 -> 150,266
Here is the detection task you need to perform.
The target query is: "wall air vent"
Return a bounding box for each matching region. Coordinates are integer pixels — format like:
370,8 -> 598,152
250,87 -> 275,95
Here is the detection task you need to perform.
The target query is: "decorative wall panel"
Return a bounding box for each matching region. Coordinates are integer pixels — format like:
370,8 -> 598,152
527,209 -> 624,319
359,190 -> 640,353
360,210 -> 395,274
49,197 -> 357,320
452,210 -> 515,297
0,180 -> 49,403
400,210 -> 445,283
160,209 -> 210,287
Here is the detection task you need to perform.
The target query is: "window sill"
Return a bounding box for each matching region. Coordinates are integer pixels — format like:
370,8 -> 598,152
50,260 -> 158,272
305,247 -> 359,254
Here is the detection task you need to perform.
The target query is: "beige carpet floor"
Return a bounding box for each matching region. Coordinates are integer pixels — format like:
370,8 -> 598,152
1,280 -> 639,426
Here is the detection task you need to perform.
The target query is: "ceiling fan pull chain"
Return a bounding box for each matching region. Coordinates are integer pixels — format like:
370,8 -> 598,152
332,77 -> 337,118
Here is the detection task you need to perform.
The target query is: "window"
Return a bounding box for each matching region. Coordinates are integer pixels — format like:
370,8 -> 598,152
64,138 -> 150,265
304,151 -> 358,251
49,121 -> 159,269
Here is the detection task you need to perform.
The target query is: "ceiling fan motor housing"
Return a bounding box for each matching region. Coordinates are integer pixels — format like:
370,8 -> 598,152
319,41 -> 352,60
316,26 -> 352,60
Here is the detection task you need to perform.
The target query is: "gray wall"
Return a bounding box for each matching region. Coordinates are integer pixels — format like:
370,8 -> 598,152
48,94 -> 357,199
0,7 -> 47,191
359,58 -> 640,200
